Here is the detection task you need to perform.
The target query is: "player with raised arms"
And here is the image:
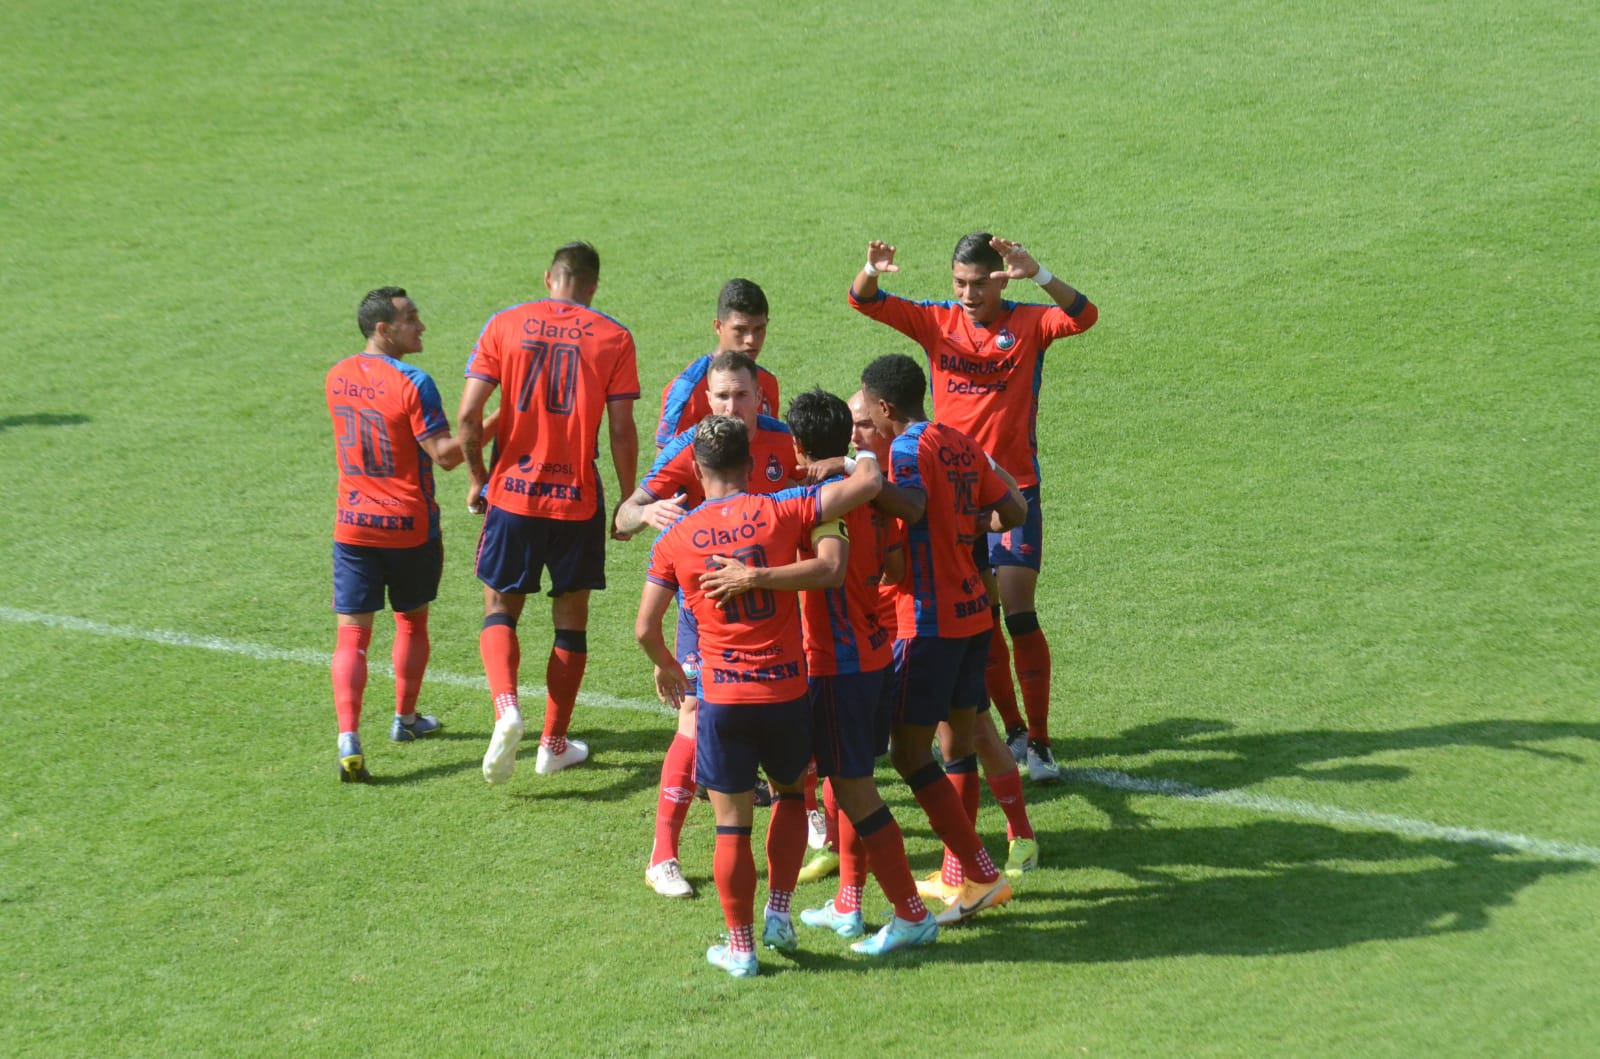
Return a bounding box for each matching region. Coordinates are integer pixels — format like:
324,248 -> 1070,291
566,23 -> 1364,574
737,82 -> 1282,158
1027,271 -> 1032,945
701,389 -> 937,955
635,415 -> 884,977
459,241 -> 640,786
654,278 -> 780,448
615,351 -> 799,899
861,353 -> 1027,925
326,287 -> 481,782
850,233 -> 1098,781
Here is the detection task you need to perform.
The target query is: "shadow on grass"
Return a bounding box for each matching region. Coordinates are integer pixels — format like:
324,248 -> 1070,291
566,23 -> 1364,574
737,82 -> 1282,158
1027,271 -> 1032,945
0,412 -> 91,432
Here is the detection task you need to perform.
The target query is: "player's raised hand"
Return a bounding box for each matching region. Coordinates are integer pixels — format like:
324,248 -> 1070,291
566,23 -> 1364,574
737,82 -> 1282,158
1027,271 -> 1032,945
700,553 -> 755,601
866,240 -> 900,274
989,237 -> 1041,280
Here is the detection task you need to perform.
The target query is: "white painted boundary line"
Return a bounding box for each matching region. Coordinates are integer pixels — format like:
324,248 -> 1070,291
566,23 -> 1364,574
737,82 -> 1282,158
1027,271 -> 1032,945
7,605 -> 1599,865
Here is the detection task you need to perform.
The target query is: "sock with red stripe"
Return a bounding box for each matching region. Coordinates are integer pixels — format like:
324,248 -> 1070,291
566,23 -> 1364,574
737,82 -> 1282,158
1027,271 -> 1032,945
855,806 -> 928,922
541,629 -> 586,753
834,805 -> 868,912
906,761 -> 999,884
942,754 -> 980,887
332,624 -> 372,735
985,766 -> 1034,840
391,610 -> 428,717
986,606 -> 1026,732
714,826 -> 756,952
1007,612 -> 1052,745
480,615 -> 521,720
765,792 -> 808,914
650,733 -> 697,867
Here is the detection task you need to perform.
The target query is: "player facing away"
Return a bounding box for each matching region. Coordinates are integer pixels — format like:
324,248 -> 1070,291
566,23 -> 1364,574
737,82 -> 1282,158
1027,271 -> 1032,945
861,353 -> 1028,925
459,241 -> 640,785
615,351 -> 799,899
653,278 -> 780,448
850,233 -> 1099,782
635,415 -> 884,978
700,390 -> 938,955
327,287 -> 476,782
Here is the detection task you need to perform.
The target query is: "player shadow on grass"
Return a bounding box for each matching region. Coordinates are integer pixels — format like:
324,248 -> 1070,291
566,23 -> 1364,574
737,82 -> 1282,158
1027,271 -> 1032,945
1057,717 -> 1600,808
995,817 -> 1589,963
0,412 -> 90,432
506,725 -> 675,804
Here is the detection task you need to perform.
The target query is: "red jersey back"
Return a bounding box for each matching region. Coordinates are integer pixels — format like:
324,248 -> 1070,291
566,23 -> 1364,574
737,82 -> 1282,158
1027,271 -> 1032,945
646,489 -> 821,704
466,298 -> 640,520
655,354 -> 781,448
798,480 -> 896,677
640,415 -> 798,508
849,289 -> 1097,487
889,421 -> 1010,639
327,353 -> 450,549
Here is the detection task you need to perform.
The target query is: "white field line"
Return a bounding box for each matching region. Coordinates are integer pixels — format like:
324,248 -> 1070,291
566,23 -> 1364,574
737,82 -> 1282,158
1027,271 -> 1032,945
7,605 -> 1599,866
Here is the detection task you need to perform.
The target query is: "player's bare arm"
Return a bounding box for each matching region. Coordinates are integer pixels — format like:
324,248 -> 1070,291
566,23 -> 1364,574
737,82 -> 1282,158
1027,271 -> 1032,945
815,454 -> 883,522
614,485 -> 688,540
874,479 -> 927,525
635,581 -> 691,708
458,376 -> 498,513
700,535 -> 849,601
981,457 -> 1028,532
422,407 -> 498,472
607,396 -> 639,540
851,240 -> 899,300
990,236 -> 1087,314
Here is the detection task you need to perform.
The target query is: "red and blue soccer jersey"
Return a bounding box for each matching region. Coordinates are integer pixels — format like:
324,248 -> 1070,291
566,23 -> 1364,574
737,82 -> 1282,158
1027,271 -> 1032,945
655,354 -> 781,448
646,489 -> 822,704
849,289 -> 1098,487
327,352 -> 450,549
890,421 -> 1010,639
799,482 -> 897,677
641,415 -> 799,508
465,298 -> 640,521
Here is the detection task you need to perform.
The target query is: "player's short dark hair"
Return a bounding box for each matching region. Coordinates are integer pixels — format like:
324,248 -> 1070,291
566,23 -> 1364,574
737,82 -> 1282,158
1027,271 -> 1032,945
550,241 -> 601,285
785,388 -> 852,461
952,231 -> 1004,272
693,415 -> 751,474
708,349 -> 759,386
860,354 -> 927,418
357,286 -> 408,338
717,278 -> 769,320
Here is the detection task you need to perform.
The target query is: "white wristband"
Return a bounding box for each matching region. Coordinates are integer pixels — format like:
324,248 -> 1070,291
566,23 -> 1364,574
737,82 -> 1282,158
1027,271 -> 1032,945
854,448 -> 878,461
843,457 -> 857,473
863,262 -> 880,277
1032,265 -> 1054,286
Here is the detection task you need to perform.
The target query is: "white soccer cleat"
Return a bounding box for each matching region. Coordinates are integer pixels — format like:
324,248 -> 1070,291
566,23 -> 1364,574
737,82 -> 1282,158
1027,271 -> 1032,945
646,857 -> 695,898
535,737 -> 589,775
482,710 -> 524,785
806,809 -> 829,850
1026,741 -> 1061,783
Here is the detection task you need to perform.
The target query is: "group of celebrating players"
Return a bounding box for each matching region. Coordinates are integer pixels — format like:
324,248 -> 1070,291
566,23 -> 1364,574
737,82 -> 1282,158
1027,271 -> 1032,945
324,233 -> 1097,976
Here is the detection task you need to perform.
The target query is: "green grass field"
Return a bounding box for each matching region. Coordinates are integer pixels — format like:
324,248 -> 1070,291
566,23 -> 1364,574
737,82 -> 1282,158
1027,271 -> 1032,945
3,0 -> 1597,1054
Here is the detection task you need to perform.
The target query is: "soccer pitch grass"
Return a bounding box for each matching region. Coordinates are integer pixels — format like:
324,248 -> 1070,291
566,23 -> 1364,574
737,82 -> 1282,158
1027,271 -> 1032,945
3,0 -> 1597,1054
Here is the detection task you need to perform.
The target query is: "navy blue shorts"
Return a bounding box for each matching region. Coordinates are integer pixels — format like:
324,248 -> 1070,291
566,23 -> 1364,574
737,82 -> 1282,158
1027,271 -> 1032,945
809,668 -> 893,779
891,630 -> 993,728
674,595 -> 702,699
989,484 -> 1043,571
475,502 -> 606,597
696,695 -> 813,794
332,539 -> 442,615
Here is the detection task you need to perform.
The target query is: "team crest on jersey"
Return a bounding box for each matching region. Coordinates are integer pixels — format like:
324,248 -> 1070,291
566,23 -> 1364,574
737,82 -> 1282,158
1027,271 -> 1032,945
766,454 -> 783,482
996,328 -> 1018,351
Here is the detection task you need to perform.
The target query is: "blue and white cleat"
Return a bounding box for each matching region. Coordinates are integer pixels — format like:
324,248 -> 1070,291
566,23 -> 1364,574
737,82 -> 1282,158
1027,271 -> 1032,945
851,912 -> 939,955
762,911 -> 799,953
337,733 -> 370,783
706,943 -> 759,978
799,899 -> 865,939
390,714 -> 442,742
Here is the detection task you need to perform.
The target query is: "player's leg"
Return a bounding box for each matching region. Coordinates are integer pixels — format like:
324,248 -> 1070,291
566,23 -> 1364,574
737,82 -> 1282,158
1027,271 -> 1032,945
647,601 -> 700,895
994,487 -> 1059,781
979,541 -> 1027,752
699,700 -> 761,978
756,694 -> 814,955
973,709 -> 1038,876
797,777 -> 841,884
331,542 -> 381,782
388,539 -> 444,742
535,509 -> 608,774
476,507 -> 536,785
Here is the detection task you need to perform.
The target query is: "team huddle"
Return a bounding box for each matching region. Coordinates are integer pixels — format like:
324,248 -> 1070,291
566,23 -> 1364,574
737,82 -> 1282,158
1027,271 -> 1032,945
324,235 -> 1098,976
